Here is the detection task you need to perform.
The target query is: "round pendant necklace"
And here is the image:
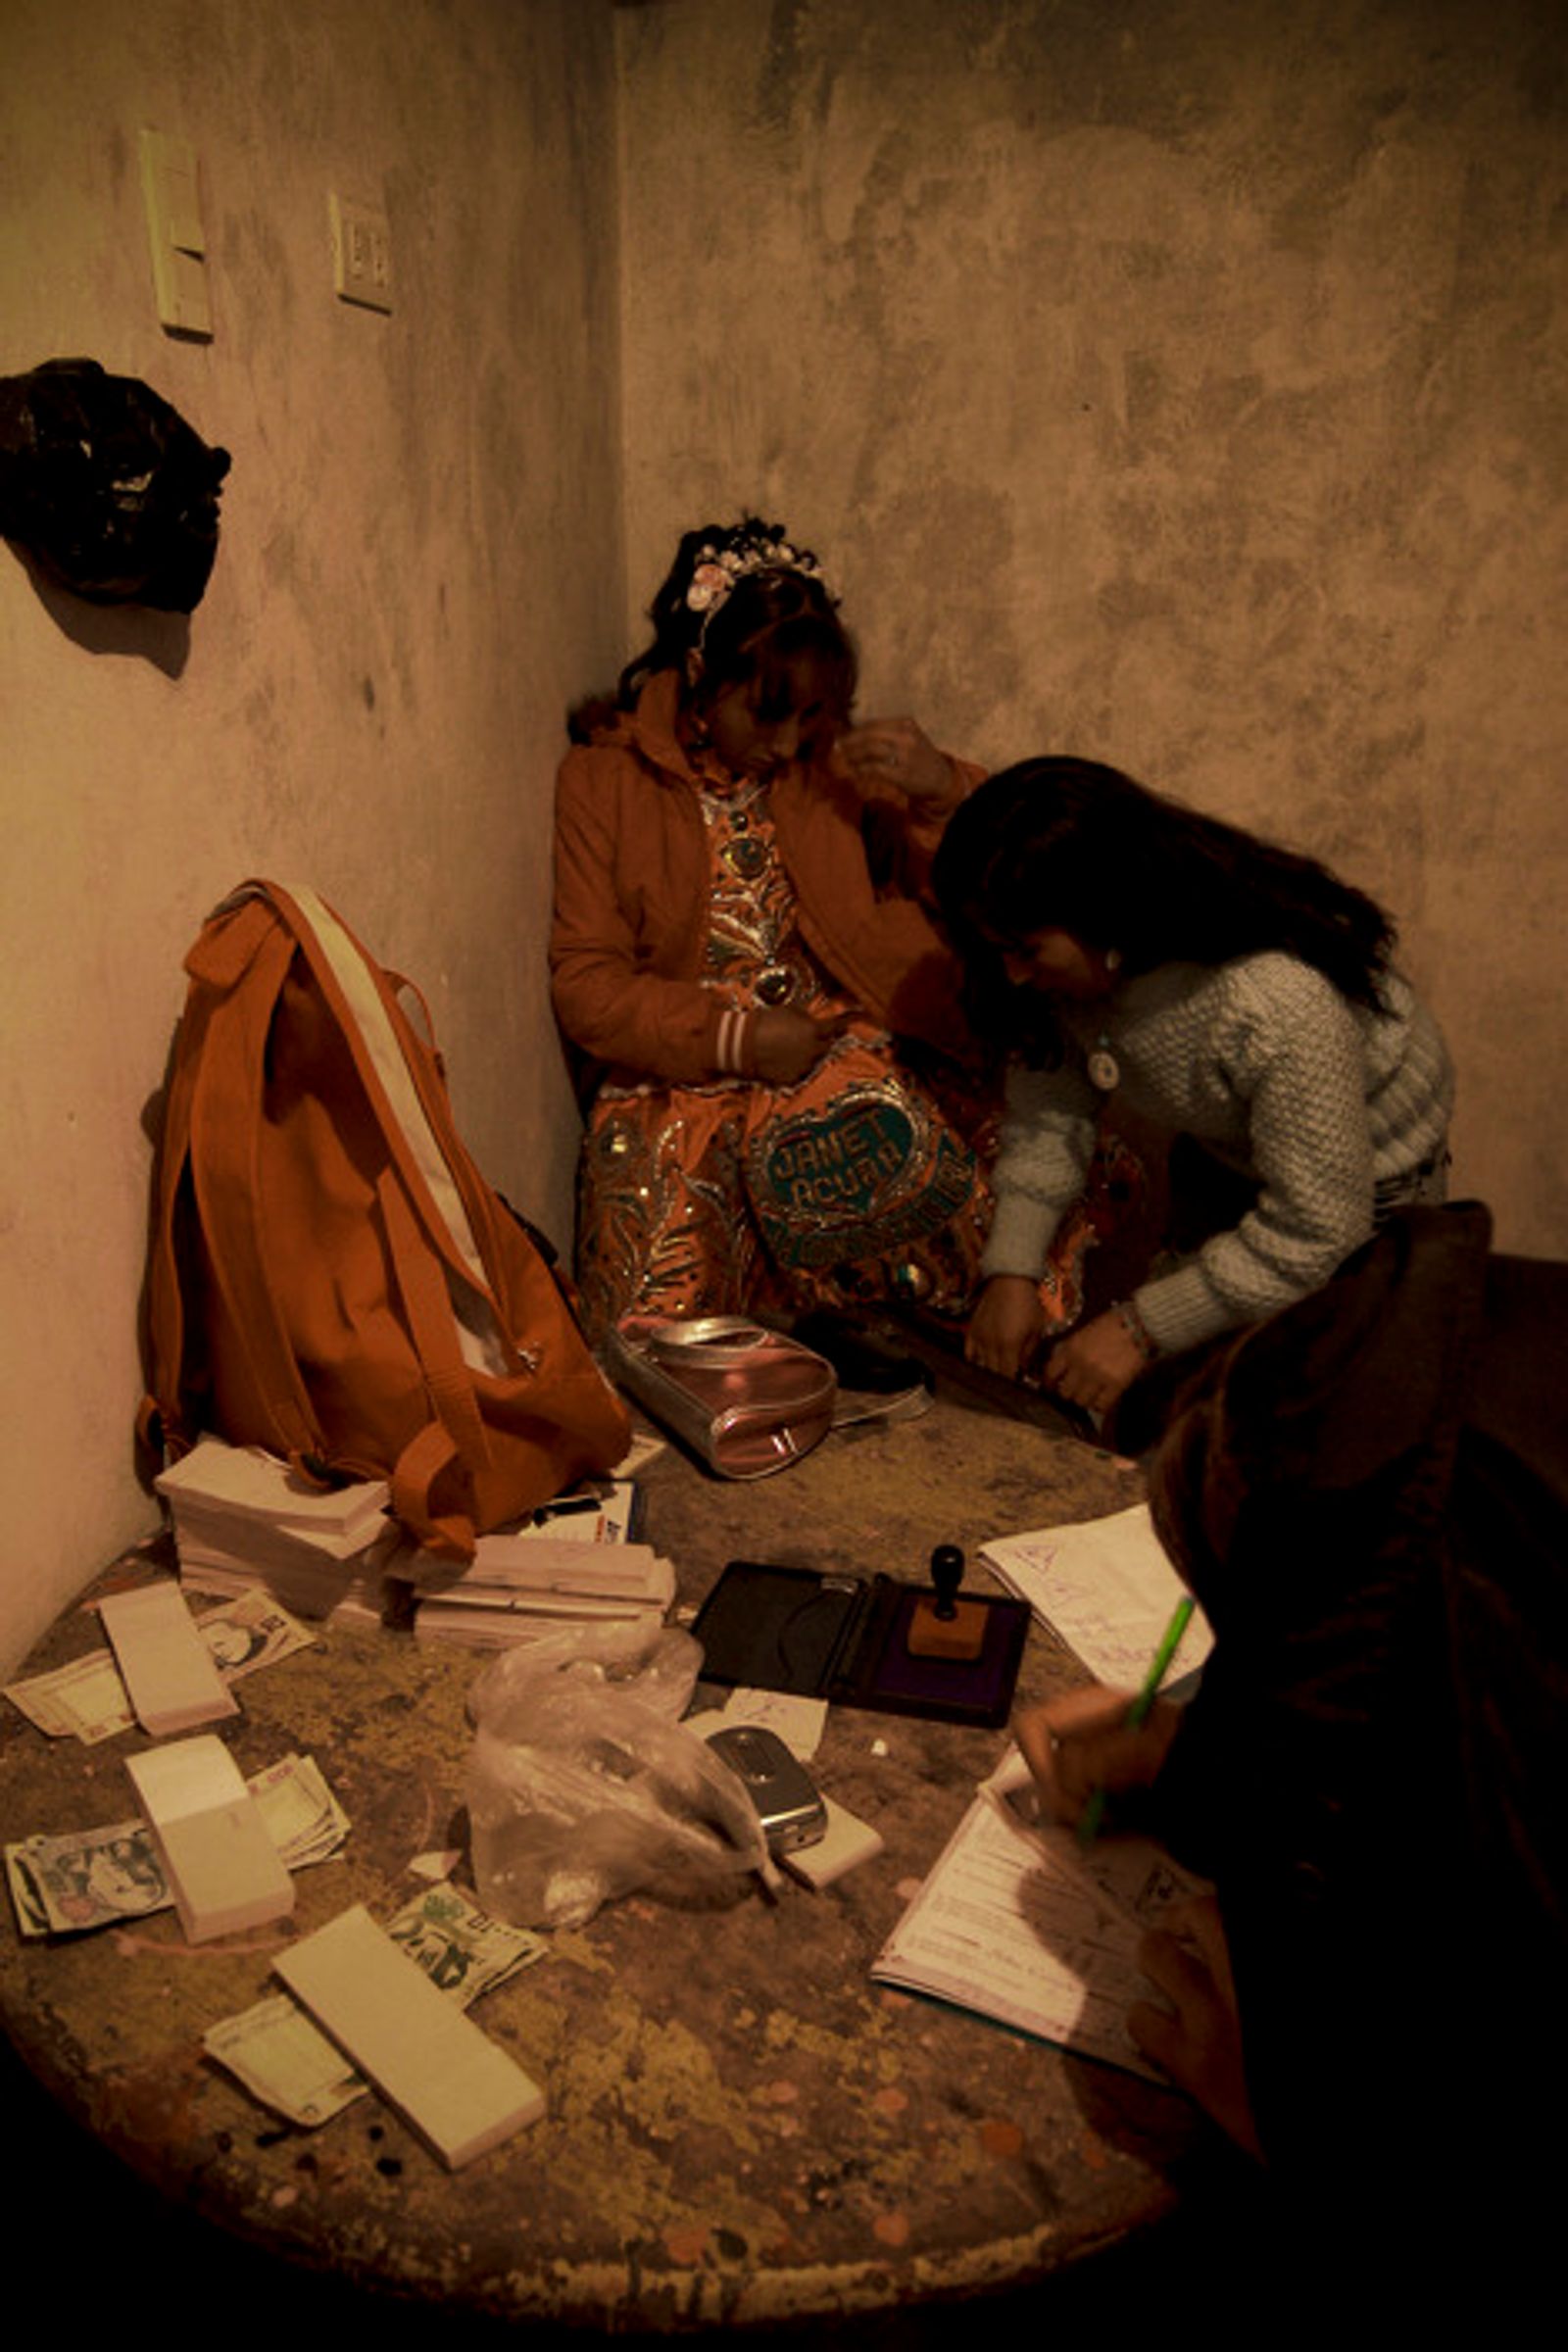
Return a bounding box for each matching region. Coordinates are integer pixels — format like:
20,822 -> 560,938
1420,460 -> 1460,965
700,773 -> 773,880
722,833 -> 769,880
1085,956 -> 1123,1090
754,963 -> 797,1005
1087,1034 -> 1120,1092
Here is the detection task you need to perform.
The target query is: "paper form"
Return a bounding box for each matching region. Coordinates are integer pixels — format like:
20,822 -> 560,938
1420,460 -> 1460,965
872,1786 -> 1208,2081
979,1501 -> 1213,1688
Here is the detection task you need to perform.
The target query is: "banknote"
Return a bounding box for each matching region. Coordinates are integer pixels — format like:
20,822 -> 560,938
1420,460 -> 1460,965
4,1817 -> 170,1935
4,1589 -> 316,1744
383,1881 -> 548,2004
192,1589 -> 318,1684
2,1650 -> 134,1744
247,1752 -> 351,1869
3,1751 -> 350,1936
203,1883 -> 547,2128
202,1994 -> 368,2128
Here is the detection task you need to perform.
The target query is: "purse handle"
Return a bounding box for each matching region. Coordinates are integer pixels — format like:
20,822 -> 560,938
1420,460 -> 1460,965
645,1318 -> 781,1369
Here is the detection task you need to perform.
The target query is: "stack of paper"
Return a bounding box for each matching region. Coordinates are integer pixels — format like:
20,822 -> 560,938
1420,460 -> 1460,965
871,1755 -> 1210,2081
978,1501 -> 1213,1689
125,1734 -> 296,1941
273,1903 -> 547,2168
399,1482 -> 674,1649
155,1436 -> 398,1625
97,1580 -> 239,1736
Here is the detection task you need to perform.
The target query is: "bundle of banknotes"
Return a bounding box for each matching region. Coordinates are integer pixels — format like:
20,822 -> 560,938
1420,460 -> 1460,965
3,1750 -> 348,1936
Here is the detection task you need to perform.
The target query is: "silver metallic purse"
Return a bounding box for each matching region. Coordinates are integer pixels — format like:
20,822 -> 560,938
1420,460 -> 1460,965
604,1316 -> 838,1480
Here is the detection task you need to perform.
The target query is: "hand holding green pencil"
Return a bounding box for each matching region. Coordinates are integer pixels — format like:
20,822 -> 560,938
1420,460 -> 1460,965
1011,1595 -> 1196,1839
1075,1593 -> 1197,1846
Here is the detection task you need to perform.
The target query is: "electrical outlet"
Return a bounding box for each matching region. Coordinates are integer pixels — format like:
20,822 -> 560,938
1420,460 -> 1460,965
329,193 -> 393,313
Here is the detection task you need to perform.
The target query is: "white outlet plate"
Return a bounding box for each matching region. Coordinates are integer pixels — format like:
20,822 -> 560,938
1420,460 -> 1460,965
329,192 -> 393,313
140,127 -> 213,338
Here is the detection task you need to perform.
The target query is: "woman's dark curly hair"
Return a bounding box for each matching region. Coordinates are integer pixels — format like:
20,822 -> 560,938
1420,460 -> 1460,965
568,517 -> 857,747
932,756 -> 1397,1061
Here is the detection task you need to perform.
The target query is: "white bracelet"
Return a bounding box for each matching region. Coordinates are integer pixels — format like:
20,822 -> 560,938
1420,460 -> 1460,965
1111,1298 -> 1158,1362
715,1004 -> 751,1074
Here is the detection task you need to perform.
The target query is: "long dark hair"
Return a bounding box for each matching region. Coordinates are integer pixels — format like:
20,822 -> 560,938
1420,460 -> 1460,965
568,517 -> 858,746
932,757 -> 1397,1059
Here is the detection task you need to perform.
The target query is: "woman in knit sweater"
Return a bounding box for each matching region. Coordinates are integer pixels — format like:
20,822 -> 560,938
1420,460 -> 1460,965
931,758 -> 1454,1414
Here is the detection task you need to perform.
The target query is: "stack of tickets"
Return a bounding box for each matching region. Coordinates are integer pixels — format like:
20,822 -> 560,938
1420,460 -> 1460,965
397,1483 -> 674,1648
155,1437 -> 398,1625
4,1587 -> 315,1746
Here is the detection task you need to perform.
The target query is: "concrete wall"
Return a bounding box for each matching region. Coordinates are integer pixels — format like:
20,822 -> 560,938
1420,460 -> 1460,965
0,0 -> 622,1671
616,0 -> 1567,1249
3,0 -> 1563,1673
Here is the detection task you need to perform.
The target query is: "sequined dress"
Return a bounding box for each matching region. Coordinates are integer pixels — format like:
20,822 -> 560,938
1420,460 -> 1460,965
574,771 -> 999,1335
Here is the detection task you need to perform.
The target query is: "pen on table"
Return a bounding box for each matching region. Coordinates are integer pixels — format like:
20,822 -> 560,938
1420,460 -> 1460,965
530,1494 -> 603,1525
1076,1592 -> 1198,1849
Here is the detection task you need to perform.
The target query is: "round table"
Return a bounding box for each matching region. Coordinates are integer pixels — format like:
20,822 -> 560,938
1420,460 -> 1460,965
0,1381 -> 1221,2334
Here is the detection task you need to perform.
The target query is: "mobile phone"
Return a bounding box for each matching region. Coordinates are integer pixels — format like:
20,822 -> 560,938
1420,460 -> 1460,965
705,1725 -> 828,1856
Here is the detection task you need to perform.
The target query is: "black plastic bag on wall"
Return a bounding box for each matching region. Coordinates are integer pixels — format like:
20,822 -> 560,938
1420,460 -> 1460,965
0,357 -> 230,612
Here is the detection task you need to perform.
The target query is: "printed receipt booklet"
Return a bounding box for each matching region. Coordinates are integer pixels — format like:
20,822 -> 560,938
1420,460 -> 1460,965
871,1502 -> 1213,2078
871,1753 -> 1209,2080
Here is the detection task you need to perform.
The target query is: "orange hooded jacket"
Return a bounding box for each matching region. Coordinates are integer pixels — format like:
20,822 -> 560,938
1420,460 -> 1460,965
550,670 -> 984,1097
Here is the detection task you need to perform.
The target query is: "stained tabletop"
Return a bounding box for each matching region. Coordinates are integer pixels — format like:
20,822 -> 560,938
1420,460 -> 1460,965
0,1373 -> 1217,2333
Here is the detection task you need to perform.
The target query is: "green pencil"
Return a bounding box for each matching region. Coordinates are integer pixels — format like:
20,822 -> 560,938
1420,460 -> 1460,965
1076,1593 -> 1198,1848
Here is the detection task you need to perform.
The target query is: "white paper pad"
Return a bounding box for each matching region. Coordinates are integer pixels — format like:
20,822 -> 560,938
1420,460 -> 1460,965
872,1788 -> 1208,2079
275,1904 -> 544,2168
979,1502 -> 1212,1688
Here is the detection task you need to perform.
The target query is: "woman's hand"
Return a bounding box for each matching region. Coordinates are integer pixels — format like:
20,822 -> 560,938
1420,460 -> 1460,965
834,716 -> 956,806
1014,1683 -> 1181,1827
750,1008 -> 842,1086
1130,1896 -> 1264,2162
965,1274 -> 1047,1380
1043,1309 -> 1149,1413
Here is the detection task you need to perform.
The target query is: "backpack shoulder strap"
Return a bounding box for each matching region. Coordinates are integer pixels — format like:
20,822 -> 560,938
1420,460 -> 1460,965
268,885 -> 507,1346
262,885 -> 517,1545
178,891 -> 329,1464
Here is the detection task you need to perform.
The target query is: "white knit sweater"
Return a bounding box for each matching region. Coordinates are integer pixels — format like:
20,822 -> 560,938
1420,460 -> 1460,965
982,953 -> 1454,1355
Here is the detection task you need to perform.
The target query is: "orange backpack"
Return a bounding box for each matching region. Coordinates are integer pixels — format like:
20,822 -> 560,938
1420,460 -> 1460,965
139,880 -> 630,1558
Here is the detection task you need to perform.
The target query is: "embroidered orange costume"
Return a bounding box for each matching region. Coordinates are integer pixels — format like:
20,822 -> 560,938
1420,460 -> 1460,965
550,671 -> 1001,1336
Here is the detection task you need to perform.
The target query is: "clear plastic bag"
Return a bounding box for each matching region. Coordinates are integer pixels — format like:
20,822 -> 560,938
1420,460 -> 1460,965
465,1619 -> 766,1930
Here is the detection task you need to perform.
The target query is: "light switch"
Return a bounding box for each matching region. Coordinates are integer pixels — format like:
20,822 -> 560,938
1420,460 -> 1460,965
140,127 -> 213,338
329,192 -> 393,314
